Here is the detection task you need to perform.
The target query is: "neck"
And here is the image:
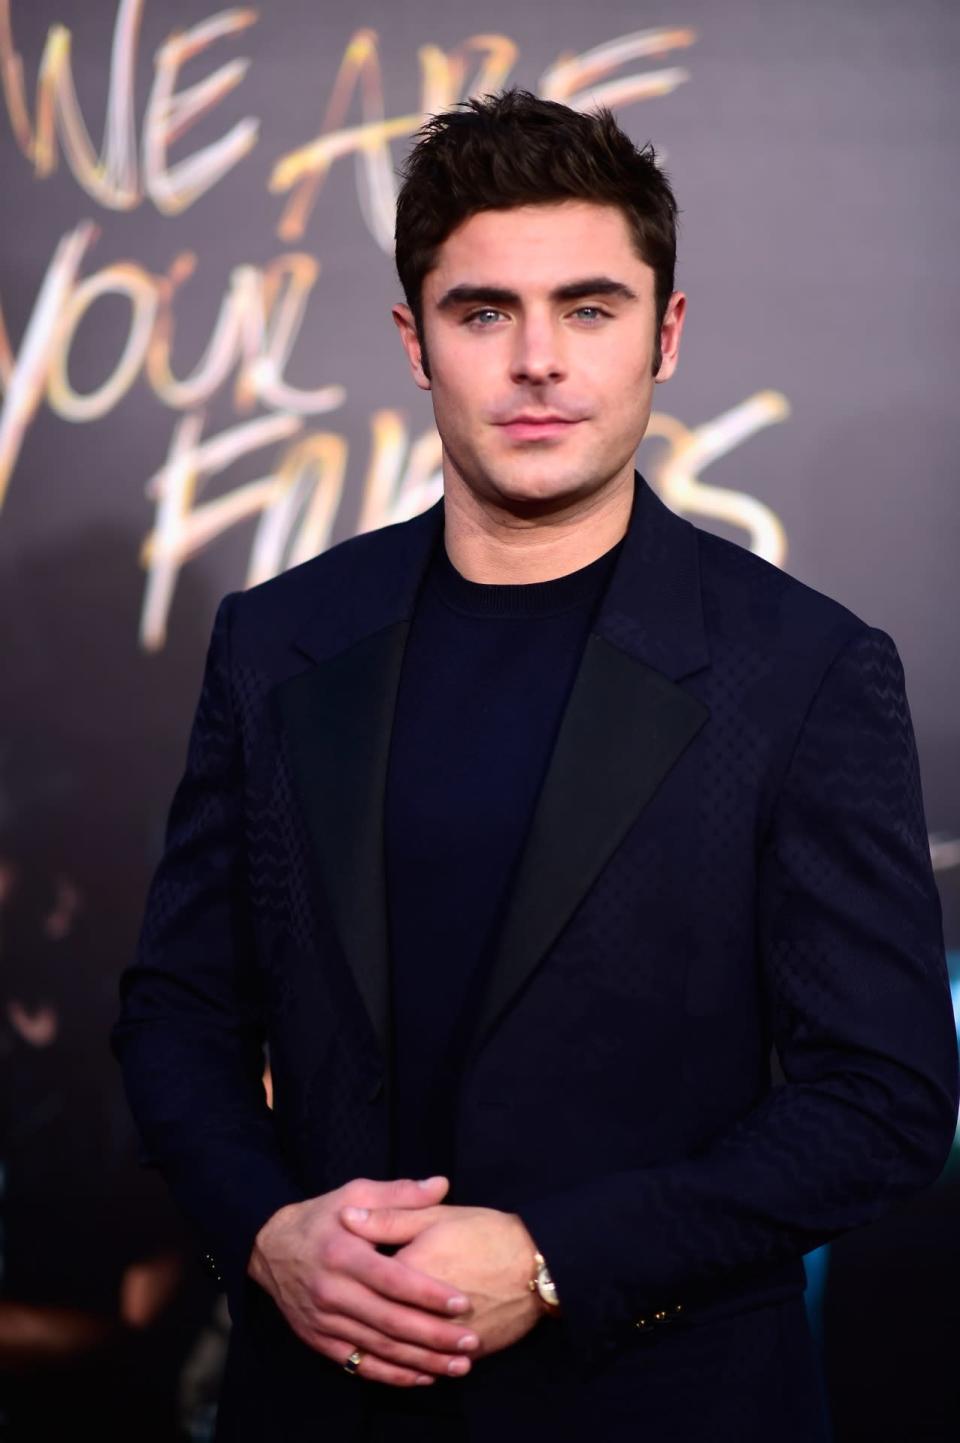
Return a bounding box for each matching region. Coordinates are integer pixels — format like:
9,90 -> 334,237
440,461 -> 635,584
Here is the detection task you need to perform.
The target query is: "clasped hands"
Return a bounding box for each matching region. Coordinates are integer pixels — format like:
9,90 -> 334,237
248,1175 -> 550,1388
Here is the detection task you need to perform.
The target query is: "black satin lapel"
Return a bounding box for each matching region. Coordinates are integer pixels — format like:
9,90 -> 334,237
464,633 -> 709,1064
275,622 -> 409,1057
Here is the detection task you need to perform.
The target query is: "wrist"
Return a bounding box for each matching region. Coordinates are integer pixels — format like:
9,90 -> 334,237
248,1200 -> 299,1285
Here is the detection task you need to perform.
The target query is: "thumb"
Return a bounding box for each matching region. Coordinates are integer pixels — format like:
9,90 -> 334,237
339,1202 -> 440,1244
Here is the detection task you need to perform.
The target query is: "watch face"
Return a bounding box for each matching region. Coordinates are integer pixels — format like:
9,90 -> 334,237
537,1265 -> 558,1304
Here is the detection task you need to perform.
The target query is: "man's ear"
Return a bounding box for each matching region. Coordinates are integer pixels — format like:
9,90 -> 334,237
653,291 -> 686,384
392,303 -> 431,390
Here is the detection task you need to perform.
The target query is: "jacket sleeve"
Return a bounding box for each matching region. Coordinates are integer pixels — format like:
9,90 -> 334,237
110,593 -> 306,1304
516,625 -> 959,1359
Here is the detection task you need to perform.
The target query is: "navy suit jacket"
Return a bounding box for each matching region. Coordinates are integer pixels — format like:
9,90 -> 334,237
112,473 -> 958,1441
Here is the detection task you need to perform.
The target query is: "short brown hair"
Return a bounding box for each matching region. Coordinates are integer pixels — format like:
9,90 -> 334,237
394,87 -> 679,377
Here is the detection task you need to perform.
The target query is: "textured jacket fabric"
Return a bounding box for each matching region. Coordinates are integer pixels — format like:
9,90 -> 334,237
111,473 -> 959,1442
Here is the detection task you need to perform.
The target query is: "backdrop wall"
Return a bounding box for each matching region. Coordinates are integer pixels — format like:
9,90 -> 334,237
0,2 -> 957,1439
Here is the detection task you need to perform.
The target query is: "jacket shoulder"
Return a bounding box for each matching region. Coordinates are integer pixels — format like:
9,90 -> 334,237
221,506 -> 435,663
236,514 -> 418,612
694,522 -> 875,667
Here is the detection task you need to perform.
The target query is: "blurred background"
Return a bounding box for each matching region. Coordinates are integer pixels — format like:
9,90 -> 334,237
0,1 -> 957,1438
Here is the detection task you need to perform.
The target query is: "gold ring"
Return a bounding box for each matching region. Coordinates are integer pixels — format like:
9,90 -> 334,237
343,1348 -> 363,1375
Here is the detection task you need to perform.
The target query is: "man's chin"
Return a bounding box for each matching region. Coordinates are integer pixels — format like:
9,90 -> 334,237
471,460 -> 601,514
488,477 -> 604,519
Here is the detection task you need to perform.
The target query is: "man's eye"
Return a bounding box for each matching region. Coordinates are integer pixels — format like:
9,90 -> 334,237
573,306 -> 609,321
464,309 -> 503,326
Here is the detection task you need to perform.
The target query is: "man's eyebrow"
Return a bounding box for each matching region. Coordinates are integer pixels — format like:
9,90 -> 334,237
552,278 -> 640,304
435,284 -> 520,312
434,277 -> 640,311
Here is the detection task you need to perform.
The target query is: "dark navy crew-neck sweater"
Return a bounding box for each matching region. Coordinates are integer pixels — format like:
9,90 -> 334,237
383,533 -> 623,1187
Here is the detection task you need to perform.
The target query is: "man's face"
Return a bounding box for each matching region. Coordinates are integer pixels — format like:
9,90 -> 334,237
393,200 -> 685,513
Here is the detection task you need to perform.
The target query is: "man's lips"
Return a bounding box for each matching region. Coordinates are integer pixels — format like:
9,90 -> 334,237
496,415 -> 585,440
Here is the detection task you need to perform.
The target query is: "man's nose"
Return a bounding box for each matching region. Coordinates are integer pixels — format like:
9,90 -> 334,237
510,318 -> 566,385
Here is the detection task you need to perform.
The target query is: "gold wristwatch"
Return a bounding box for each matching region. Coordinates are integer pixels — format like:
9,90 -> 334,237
528,1249 -> 560,1313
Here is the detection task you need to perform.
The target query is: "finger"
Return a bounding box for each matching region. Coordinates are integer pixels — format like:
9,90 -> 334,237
317,1335 -> 437,1389
330,1235 -> 472,1324
339,1203 -> 439,1244
345,1176 -> 449,1210
322,1267 -> 478,1355
354,1242 -> 472,1318
314,1311 -> 475,1380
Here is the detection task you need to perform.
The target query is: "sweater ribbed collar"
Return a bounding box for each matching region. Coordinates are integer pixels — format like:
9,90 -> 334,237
428,533 -> 624,619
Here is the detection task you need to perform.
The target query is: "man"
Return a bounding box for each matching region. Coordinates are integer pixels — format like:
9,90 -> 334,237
112,89 -> 959,1442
